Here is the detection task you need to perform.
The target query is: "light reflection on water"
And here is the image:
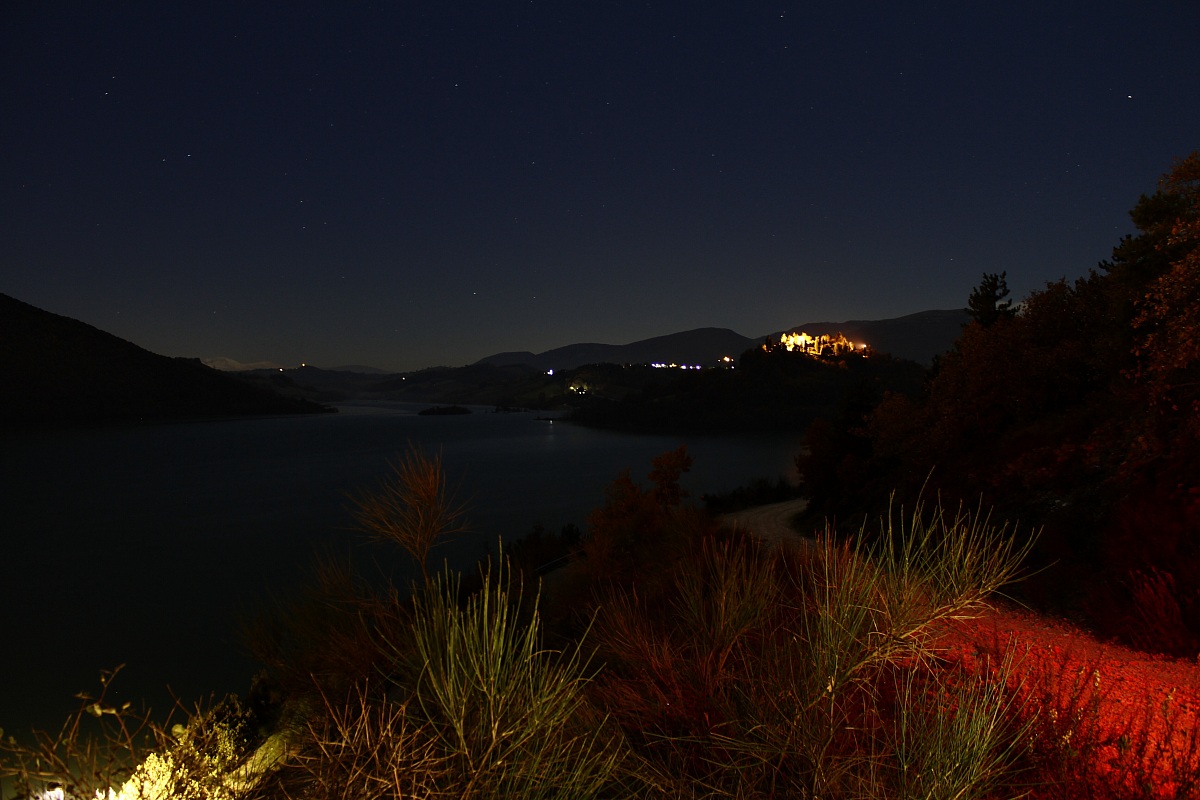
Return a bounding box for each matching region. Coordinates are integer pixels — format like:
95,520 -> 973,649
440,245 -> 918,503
0,404 -> 801,736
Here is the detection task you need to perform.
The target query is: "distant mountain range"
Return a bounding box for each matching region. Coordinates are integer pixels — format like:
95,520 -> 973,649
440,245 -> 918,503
477,328 -> 760,372
228,310 -> 969,409
475,310 -> 969,371
0,293 -> 329,429
2,291 -> 971,428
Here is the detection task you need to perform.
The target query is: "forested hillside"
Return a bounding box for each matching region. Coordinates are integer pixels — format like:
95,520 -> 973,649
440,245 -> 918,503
799,152 -> 1200,654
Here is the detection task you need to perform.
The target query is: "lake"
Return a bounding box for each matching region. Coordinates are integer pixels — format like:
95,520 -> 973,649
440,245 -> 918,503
0,403 -> 803,737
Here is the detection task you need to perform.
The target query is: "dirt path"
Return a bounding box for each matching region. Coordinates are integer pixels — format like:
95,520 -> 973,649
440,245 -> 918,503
719,498 -> 810,548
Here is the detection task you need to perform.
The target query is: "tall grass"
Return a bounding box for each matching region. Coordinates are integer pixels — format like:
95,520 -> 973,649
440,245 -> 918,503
398,557 -> 627,799
263,555 -> 628,800
670,534 -> 777,693
889,651 -> 1032,800
589,494 -> 1039,798
868,496 -> 1039,630
269,682 -> 449,800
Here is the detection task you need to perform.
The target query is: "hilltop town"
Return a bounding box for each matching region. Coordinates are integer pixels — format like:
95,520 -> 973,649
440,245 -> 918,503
765,331 -> 869,358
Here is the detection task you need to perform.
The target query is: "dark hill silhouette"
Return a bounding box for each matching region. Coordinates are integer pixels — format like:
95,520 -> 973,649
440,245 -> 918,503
0,293 -> 329,429
476,328 -> 759,371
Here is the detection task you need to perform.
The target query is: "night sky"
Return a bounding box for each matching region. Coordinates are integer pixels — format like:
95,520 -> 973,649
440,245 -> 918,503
5,3 -> 1199,372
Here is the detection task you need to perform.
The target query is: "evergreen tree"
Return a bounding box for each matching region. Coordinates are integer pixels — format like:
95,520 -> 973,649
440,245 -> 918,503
966,271 -> 1015,327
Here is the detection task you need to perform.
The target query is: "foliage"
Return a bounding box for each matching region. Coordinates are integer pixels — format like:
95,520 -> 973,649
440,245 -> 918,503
1002,642 -> 1200,799
239,553 -> 413,699
264,682 -> 449,799
348,443 -> 469,584
1132,151 -> 1200,417
570,348 -> 925,434
400,558 -> 626,798
967,271 -> 1016,327
888,651 -> 1029,800
1083,487 -> 1200,659
578,444 -> 717,588
702,475 -> 800,515
115,695 -> 263,800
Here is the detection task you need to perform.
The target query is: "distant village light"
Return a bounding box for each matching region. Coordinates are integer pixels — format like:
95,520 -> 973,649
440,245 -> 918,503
769,331 -> 866,358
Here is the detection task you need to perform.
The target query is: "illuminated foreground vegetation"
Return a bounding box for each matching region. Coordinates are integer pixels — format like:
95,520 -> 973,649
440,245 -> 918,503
6,445 -> 1200,799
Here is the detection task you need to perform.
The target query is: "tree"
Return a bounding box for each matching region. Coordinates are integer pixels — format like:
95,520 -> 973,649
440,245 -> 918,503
966,271 -> 1015,327
1131,152 -> 1200,414
581,447 -> 711,587
648,444 -> 692,506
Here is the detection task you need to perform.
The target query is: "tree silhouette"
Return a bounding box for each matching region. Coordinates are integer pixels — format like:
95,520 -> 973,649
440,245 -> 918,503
1131,151 -> 1200,414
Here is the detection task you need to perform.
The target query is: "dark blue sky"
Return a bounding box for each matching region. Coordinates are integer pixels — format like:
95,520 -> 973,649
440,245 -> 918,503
4,2 -> 1199,371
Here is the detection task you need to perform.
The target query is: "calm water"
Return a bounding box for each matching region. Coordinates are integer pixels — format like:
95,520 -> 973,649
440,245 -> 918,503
0,403 -> 802,736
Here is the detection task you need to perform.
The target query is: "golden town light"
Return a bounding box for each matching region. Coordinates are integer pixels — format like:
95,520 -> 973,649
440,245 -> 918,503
767,331 -> 867,358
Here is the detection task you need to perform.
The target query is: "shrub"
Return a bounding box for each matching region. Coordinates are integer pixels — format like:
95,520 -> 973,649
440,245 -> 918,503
263,683 -> 449,800
0,667 -> 157,799
348,443 -> 469,584
887,651 -> 1031,800
0,670 -> 274,800
395,557 -> 627,799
